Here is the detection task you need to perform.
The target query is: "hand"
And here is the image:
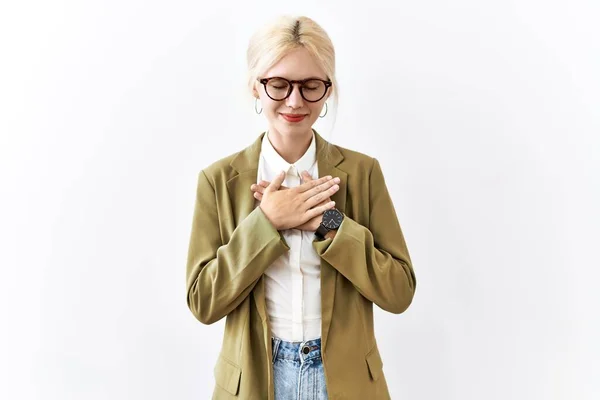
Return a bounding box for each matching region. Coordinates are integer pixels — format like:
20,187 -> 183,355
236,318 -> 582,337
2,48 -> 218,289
253,171 -> 340,231
251,171 -> 340,231
296,171 -> 336,231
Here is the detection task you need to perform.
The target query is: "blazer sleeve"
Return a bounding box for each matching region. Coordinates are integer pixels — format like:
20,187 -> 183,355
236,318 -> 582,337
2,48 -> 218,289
185,170 -> 290,325
312,157 -> 417,314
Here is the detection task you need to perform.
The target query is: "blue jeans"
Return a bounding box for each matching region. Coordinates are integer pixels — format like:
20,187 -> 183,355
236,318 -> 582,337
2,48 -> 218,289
271,337 -> 329,400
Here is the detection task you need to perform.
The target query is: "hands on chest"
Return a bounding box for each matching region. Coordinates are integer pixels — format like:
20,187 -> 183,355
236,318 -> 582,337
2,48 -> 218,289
251,170 -> 340,235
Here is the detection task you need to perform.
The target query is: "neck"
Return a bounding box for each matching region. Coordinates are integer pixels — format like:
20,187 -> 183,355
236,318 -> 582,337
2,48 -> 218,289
266,128 -> 312,164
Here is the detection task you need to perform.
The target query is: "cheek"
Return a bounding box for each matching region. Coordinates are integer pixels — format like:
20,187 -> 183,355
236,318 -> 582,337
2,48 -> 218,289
260,97 -> 276,111
260,99 -> 279,118
265,105 -> 281,121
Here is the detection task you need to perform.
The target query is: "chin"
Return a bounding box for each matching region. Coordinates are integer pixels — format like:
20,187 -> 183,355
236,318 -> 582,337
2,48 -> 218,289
276,121 -> 305,132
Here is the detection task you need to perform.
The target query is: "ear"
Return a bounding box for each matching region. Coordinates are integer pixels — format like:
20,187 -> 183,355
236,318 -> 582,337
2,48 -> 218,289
252,81 -> 260,99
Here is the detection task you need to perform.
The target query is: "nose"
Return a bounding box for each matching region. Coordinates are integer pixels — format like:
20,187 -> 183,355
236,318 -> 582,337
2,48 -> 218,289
285,83 -> 304,109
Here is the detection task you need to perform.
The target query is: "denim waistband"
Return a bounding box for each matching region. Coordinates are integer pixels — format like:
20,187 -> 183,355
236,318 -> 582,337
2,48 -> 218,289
271,337 -> 322,363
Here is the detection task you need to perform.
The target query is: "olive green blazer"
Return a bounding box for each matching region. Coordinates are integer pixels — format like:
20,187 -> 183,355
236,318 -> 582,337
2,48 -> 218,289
186,130 -> 416,399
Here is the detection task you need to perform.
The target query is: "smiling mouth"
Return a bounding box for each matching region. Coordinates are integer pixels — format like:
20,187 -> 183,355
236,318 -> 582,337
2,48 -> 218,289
280,113 -> 307,122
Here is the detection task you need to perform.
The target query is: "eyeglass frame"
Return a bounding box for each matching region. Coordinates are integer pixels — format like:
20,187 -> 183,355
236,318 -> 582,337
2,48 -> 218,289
257,77 -> 332,103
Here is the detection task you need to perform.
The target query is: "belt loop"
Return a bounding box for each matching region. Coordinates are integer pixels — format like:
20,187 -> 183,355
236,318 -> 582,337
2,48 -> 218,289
271,337 -> 280,363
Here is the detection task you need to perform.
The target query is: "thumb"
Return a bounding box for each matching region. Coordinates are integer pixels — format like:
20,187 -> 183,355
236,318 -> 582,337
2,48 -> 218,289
266,171 -> 286,192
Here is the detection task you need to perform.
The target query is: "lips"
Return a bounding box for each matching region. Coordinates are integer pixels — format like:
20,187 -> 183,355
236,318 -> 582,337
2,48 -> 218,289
281,113 -> 307,122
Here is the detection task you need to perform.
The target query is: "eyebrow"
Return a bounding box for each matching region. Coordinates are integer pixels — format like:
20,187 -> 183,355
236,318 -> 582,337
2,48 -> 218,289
265,75 -> 329,81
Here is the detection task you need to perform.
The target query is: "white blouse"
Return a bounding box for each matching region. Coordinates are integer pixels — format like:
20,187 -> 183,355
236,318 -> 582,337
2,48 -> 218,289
254,130 -> 322,342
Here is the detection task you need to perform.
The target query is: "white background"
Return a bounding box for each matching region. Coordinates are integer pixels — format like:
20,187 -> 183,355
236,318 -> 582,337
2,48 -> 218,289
1,1 -> 599,399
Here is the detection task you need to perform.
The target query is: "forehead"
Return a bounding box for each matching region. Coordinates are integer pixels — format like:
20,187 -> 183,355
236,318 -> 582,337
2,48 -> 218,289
264,47 -> 327,80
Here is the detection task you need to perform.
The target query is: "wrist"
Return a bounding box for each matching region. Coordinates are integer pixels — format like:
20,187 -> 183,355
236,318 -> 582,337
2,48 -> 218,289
324,229 -> 337,239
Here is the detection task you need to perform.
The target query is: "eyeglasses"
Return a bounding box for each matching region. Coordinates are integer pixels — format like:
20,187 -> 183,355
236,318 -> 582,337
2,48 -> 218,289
258,77 -> 332,103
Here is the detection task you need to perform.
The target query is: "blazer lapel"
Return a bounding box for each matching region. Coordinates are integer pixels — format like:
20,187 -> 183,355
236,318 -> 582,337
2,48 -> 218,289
226,130 -> 347,350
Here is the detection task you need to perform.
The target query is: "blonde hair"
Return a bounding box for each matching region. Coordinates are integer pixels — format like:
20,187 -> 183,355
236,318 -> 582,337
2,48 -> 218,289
246,15 -> 339,107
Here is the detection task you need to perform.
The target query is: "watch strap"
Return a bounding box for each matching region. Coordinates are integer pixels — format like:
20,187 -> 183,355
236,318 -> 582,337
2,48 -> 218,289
316,224 -> 330,239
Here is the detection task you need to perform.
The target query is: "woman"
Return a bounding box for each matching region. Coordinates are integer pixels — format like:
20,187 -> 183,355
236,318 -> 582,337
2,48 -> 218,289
186,15 -> 417,399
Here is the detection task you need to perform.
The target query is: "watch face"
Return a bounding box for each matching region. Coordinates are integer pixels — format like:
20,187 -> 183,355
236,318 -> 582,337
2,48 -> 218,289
322,209 -> 343,229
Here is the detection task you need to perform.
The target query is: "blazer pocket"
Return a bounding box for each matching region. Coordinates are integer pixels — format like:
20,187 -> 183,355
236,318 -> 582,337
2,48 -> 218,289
214,356 -> 242,396
365,345 -> 384,381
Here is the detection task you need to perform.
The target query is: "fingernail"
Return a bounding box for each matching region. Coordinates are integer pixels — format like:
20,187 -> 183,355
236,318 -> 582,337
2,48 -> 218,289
334,177 -> 340,183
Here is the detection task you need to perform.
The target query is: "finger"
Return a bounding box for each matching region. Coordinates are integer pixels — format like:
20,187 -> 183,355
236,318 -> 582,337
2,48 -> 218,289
313,197 -> 332,208
298,174 -> 333,193
259,181 -> 287,190
306,186 -> 337,209
253,191 -> 263,201
255,185 -> 265,194
252,181 -> 271,190
252,182 -> 287,192
266,171 -> 286,192
306,200 -> 336,219
302,178 -> 339,204
301,171 -> 313,182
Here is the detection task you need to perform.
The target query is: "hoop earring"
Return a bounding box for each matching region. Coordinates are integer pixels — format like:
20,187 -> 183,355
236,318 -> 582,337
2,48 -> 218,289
255,98 -> 263,114
319,102 -> 328,118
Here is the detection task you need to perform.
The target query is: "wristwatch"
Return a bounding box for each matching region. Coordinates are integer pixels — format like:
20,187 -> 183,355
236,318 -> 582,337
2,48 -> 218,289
315,208 -> 344,239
